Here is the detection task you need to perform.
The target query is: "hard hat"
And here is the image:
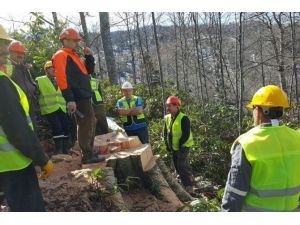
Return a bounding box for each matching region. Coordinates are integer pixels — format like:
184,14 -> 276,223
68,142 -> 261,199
121,81 -> 133,89
44,61 -> 53,70
59,28 -> 81,41
166,96 -> 181,106
8,40 -> 26,53
247,85 -> 289,109
0,24 -> 12,42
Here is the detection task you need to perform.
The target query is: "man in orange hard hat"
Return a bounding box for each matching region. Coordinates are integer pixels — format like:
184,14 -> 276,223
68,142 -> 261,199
222,85 -> 300,211
7,40 -> 42,134
52,27 -> 104,164
163,96 -> 196,193
0,24 -> 53,212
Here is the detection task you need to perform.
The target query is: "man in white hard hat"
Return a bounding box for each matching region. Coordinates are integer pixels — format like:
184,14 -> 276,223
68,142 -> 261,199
116,81 -> 149,144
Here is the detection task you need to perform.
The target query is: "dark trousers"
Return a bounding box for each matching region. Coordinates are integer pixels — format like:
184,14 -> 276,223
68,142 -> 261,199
172,147 -> 194,187
93,104 -> 109,135
45,109 -> 70,137
125,126 -> 149,144
0,163 -> 45,212
75,99 -> 96,161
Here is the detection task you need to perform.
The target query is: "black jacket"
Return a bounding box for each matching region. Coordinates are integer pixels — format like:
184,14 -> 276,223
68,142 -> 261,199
0,76 -> 48,167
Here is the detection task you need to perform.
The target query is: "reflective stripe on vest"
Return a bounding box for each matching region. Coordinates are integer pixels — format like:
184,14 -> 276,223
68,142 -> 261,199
90,77 -> 103,103
119,95 -> 146,129
236,125 -> 300,211
36,75 -> 66,115
164,112 -> 194,151
0,71 -> 32,173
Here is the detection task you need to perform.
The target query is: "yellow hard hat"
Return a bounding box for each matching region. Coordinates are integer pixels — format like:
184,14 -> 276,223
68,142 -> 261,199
247,85 -> 289,109
0,24 -> 12,42
44,61 -> 53,70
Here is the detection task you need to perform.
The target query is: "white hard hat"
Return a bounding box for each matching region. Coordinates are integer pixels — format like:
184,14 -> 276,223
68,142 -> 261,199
121,81 -> 133,89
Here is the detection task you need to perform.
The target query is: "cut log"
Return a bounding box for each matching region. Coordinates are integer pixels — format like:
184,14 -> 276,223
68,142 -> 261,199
142,164 -> 183,208
156,158 -> 194,202
101,167 -> 129,212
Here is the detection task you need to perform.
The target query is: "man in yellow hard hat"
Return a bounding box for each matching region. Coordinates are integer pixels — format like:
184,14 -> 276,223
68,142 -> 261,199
222,85 -> 300,212
0,24 -> 53,211
36,61 -> 70,155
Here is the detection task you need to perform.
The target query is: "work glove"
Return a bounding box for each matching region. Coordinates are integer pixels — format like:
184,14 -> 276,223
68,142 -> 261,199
40,160 -> 53,180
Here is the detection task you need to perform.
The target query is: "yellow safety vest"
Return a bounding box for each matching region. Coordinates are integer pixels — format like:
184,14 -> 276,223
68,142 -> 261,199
164,112 -> 194,151
90,77 -> 103,104
234,125 -> 300,211
0,71 -> 32,173
118,95 -> 146,129
36,75 -> 66,115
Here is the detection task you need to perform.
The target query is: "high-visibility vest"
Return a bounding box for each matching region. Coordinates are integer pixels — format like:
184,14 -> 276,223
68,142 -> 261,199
164,112 -> 194,151
90,77 -> 103,103
36,75 -> 66,115
234,125 -> 300,211
119,95 -> 146,129
0,71 -> 32,173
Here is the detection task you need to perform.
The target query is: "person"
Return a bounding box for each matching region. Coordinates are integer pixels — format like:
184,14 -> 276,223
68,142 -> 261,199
52,27 -> 104,164
116,81 -> 149,144
7,40 -> 41,132
0,24 -> 53,212
163,96 -> 195,193
90,74 -> 109,135
222,85 -> 300,212
36,61 -> 70,154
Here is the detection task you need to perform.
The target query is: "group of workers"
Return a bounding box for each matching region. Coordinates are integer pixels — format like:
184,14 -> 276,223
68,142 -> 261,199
0,23 -> 300,212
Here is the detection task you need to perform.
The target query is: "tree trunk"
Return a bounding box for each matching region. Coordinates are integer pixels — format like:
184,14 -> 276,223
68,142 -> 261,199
238,13 -> 244,135
289,12 -> 300,123
79,12 -> 90,46
52,12 -> 59,37
124,13 -> 137,84
192,12 -> 204,103
152,12 -> 166,115
99,12 -> 118,84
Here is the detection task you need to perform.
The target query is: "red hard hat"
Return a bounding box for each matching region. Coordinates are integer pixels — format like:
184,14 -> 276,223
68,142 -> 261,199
8,40 -> 26,53
59,28 -> 81,41
166,96 -> 181,106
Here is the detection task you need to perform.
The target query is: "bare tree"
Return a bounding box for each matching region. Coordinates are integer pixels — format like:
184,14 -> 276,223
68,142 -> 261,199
79,12 -> 90,45
238,12 -> 244,134
99,12 -> 118,84
152,12 -> 166,114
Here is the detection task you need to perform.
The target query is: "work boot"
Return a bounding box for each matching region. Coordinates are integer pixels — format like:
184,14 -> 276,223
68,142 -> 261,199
81,154 -> 106,164
185,186 -> 195,195
62,137 -> 71,154
53,138 -> 64,155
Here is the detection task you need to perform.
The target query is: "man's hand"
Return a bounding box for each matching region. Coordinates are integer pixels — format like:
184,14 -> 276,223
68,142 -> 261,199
118,108 -> 130,116
40,160 -> 53,180
83,47 -> 92,55
67,101 -> 77,113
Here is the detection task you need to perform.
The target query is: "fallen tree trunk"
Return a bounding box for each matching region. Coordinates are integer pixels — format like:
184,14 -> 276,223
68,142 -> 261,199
157,158 -> 194,202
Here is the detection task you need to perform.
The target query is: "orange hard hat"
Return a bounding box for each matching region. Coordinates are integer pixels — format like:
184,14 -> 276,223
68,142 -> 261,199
166,96 -> 181,106
8,40 -> 26,53
59,28 -> 81,41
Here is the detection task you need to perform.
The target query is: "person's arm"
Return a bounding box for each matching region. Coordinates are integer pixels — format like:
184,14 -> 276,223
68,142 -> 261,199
127,96 -> 144,116
221,144 -> 251,212
85,54 -> 95,74
0,77 -> 48,167
163,121 -> 170,151
52,53 -> 74,103
178,116 -> 190,148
